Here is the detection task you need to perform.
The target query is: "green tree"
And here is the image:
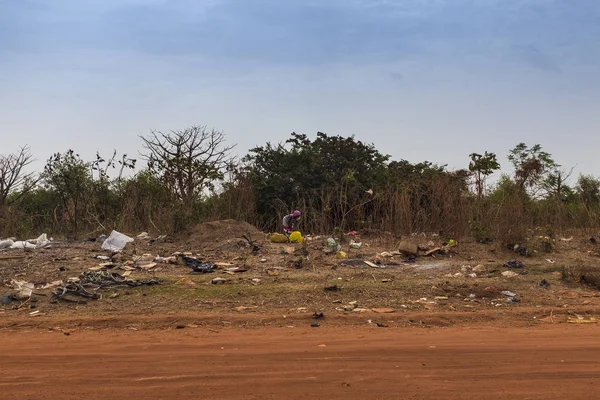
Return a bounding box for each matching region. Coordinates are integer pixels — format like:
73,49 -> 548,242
576,174 -> 600,209
508,143 -> 557,195
469,151 -> 500,199
242,132 -> 390,231
43,150 -> 92,232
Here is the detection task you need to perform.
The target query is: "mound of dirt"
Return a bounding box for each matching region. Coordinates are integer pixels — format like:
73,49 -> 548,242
178,219 -> 264,252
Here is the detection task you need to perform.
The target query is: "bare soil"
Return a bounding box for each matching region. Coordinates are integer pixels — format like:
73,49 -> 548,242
1,325 -> 599,399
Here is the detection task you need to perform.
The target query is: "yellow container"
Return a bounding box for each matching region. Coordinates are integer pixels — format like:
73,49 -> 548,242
289,231 -> 303,243
270,233 -> 289,243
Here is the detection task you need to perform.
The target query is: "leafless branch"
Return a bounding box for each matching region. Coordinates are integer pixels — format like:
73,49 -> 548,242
0,145 -> 38,204
139,126 -> 236,205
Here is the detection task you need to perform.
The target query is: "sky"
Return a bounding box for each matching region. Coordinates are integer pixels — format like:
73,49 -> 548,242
1,0 -> 600,179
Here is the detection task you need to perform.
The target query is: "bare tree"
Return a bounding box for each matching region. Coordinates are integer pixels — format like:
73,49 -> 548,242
0,145 -> 37,205
140,126 -> 236,206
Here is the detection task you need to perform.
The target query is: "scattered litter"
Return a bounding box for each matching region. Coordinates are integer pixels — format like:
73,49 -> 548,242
313,312 -> 325,319
137,232 -> 151,240
10,241 -> 36,250
568,317 -> 597,324
372,308 -> 394,313
382,279 -> 392,283
260,258 -> 267,263
336,251 -> 348,260
502,271 -> 519,278
270,233 -> 288,243
560,236 -> 574,242
353,308 -> 371,313
235,306 -> 258,312
175,277 -> 197,286
324,285 -> 340,292
0,294 -> 13,305
539,279 -> 550,288
51,271 -> 161,303
179,256 -> 216,273
364,261 -> 379,268
101,230 -> 134,252
398,241 -> 419,256
349,242 -> 362,249
11,280 -> 34,299
546,259 -> 555,264
325,238 -> 342,254
590,237 -> 597,244
224,267 -> 248,274
211,277 -> 227,284
501,291 -> 517,297
311,322 -> 320,328
0,239 -> 14,249
283,246 -> 295,255
504,260 -> 524,269
473,265 -> 486,272
425,247 -> 444,257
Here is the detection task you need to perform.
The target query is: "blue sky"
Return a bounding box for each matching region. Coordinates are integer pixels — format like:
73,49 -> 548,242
1,0 -> 600,178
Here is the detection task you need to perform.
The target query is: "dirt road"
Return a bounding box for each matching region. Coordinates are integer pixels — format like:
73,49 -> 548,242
1,325 -> 599,400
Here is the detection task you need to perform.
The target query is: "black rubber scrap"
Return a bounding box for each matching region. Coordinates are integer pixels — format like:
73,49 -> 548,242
504,260 -> 524,269
180,255 -> 216,273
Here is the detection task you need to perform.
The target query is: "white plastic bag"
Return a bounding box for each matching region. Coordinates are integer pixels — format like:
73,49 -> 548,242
0,239 -> 14,249
10,241 -> 36,250
11,280 -> 34,299
101,230 -> 134,252
27,233 -> 50,248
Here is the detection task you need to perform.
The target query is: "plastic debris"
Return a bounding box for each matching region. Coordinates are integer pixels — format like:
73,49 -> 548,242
270,233 -> 289,243
0,239 -> 14,249
10,241 -> 36,250
501,291 -> 517,297
101,230 -> 134,252
0,294 -> 13,305
179,256 -> 216,273
11,280 -> 34,299
504,260 -> 524,269
502,271 -> 519,278
372,308 -> 395,313
398,241 -> 419,256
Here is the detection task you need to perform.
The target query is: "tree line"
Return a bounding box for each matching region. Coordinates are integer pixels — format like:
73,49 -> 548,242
1,125 -> 599,242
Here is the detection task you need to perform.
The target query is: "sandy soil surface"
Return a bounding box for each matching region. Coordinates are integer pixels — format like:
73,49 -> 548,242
1,325 -> 599,400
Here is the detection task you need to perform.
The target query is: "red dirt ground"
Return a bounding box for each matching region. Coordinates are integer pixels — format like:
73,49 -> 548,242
2,324 -> 599,400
